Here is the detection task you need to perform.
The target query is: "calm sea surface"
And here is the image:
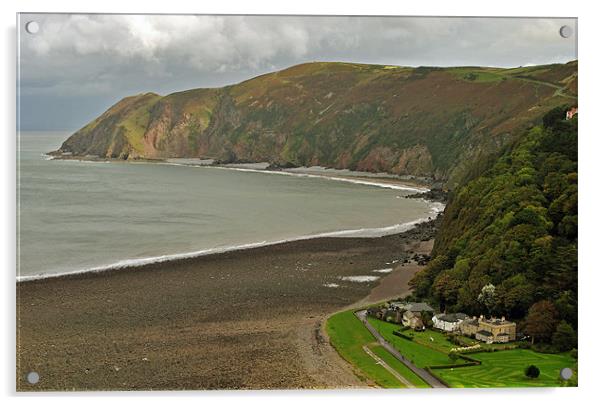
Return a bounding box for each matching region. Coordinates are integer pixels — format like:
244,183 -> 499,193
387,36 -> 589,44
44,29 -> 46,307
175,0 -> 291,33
18,131 -> 438,279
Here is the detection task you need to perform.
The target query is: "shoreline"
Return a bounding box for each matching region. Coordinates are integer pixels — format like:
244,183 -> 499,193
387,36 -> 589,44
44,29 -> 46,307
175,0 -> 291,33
46,154 -> 433,192
17,212 -> 442,283
20,155 -> 443,283
17,219 -> 439,390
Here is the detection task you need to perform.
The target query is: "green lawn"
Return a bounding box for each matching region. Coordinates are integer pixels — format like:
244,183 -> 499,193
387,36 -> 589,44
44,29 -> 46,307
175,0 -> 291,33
399,328 -> 476,351
370,346 -> 430,388
367,317 -> 576,387
326,310 -> 426,388
367,318 -> 469,368
330,312 -> 577,388
433,349 -> 577,388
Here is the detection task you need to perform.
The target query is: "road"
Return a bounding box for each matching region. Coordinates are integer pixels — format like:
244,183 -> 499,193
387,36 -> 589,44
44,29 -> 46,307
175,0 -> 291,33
355,310 -> 448,388
362,345 -> 415,388
512,75 -> 577,100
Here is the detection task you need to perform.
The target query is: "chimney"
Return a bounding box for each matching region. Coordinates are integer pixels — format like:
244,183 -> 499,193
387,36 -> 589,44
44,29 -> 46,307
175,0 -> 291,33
479,314 -> 483,320
501,316 -> 506,322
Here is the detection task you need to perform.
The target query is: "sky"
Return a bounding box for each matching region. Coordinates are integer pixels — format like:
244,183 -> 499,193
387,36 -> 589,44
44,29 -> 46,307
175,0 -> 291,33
18,14 -> 577,130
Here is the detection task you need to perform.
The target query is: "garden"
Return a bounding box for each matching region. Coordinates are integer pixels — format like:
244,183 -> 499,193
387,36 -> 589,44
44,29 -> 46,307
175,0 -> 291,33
367,317 -> 577,387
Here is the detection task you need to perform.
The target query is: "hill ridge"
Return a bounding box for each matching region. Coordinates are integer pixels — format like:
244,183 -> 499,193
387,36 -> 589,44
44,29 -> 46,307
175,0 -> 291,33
53,60 -> 578,187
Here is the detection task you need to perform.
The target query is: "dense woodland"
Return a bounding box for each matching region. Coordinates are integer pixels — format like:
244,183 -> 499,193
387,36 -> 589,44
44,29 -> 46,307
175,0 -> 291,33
410,106 -> 577,350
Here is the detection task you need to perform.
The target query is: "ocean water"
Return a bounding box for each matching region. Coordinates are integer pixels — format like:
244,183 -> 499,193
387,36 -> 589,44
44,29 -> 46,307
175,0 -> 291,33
17,131 -> 440,280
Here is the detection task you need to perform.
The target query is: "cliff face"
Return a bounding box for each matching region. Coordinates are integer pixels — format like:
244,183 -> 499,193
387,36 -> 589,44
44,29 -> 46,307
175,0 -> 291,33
55,61 -> 577,186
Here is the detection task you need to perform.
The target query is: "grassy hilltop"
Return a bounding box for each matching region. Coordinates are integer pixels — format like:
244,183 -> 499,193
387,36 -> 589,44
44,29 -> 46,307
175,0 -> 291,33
54,61 -> 577,187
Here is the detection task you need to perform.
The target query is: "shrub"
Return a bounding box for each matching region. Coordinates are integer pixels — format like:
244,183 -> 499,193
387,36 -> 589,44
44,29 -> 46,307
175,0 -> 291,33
448,352 -> 459,362
532,343 -> 561,354
516,341 -> 532,349
393,330 -> 414,341
525,365 -> 540,379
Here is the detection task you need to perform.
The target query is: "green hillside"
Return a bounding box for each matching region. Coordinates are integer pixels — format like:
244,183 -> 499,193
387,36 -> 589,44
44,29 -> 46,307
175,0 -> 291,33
53,61 -> 577,187
410,107 -> 577,342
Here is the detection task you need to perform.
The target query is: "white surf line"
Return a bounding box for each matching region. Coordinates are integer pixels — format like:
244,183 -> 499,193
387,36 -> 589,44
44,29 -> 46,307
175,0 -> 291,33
46,154 -> 429,193
340,275 -> 380,282
373,268 -> 394,273
17,213 -> 441,283
47,159 -> 443,216
17,240 -> 269,282
29,158 -> 443,282
323,283 -> 340,288
206,165 -> 429,193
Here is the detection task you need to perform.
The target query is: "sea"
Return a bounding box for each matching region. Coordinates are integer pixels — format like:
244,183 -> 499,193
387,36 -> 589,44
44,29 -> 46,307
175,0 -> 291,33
17,131 -> 442,280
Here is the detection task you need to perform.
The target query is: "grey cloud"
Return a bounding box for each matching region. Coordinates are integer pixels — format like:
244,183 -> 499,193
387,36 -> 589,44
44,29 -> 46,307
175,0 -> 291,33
17,14 -> 577,130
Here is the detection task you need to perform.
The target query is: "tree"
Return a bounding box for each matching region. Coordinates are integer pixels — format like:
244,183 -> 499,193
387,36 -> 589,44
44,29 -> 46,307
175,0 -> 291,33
409,110 -> 577,330
555,291 -> 578,329
432,270 -> 462,310
420,310 -> 433,328
410,255 -> 451,298
477,283 -> 497,315
525,365 -> 540,379
552,320 -> 577,351
524,300 -> 559,344
500,275 -> 535,319
542,105 -> 568,130
448,352 -> 459,362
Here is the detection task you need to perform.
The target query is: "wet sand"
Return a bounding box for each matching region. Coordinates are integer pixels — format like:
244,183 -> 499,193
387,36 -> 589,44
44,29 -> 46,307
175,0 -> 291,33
16,220 -> 438,391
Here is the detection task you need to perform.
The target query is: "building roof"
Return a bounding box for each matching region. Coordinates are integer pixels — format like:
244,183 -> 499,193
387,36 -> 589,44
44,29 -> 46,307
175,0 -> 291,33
481,317 -> 515,326
464,318 -> 479,326
436,313 -> 467,323
477,330 -> 493,337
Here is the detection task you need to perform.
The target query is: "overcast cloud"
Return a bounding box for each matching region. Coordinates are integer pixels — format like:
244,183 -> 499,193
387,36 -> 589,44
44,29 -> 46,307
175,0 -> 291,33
18,14 -> 577,130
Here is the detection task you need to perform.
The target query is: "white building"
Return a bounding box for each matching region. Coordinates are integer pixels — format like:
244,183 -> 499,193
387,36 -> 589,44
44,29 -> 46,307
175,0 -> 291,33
432,313 -> 468,332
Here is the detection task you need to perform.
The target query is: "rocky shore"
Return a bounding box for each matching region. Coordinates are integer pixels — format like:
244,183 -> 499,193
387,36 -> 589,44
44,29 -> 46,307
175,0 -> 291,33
17,219 -> 439,391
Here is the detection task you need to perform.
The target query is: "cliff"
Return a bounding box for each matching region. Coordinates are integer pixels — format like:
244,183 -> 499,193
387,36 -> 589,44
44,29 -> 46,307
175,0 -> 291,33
54,61 -> 577,187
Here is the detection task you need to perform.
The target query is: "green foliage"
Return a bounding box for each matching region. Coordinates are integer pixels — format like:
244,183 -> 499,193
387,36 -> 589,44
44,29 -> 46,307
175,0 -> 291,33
542,106 -> 568,130
525,365 -> 541,379
552,321 -> 577,351
525,300 -> 559,344
555,291 -> 577,329
411,108 -> 577,329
